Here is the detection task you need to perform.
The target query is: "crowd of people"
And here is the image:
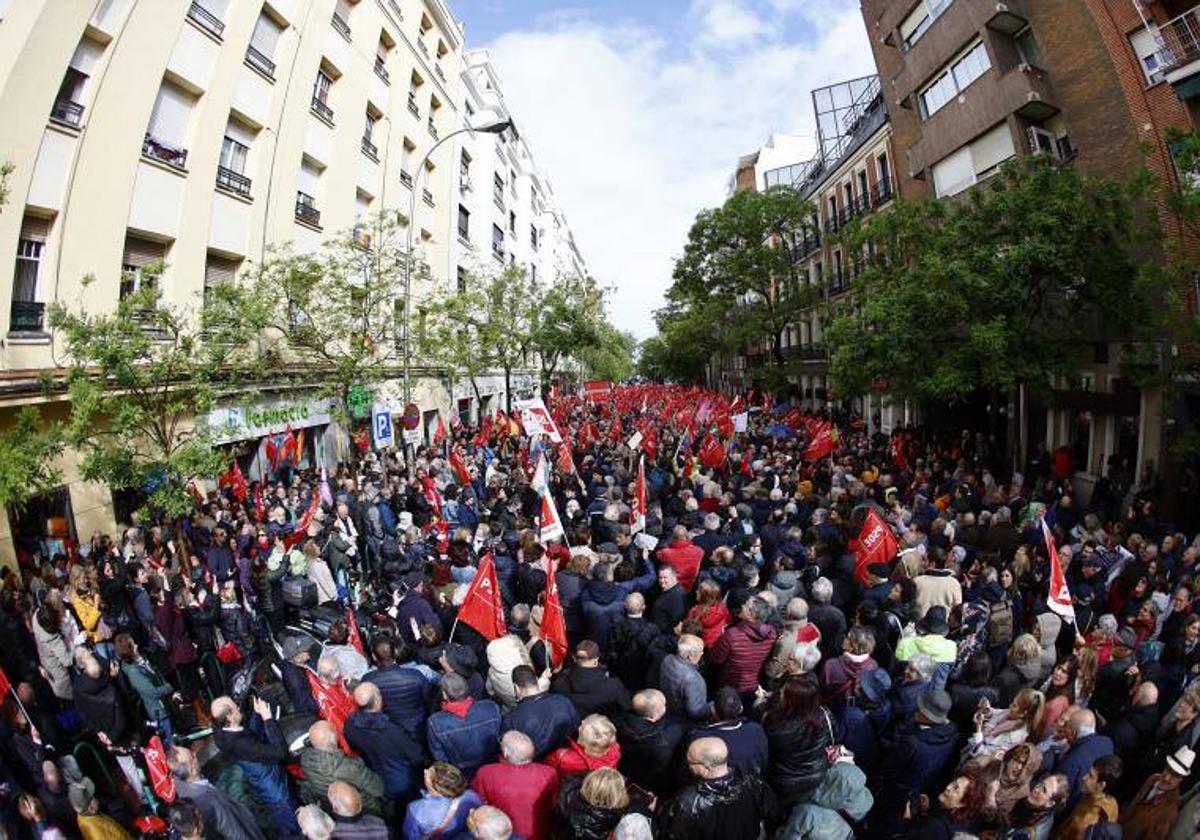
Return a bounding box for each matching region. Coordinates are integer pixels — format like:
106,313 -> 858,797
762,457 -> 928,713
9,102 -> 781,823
0,383 -> 1197,840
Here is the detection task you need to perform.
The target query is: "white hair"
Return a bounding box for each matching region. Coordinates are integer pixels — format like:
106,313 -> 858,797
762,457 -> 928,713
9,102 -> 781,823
785,597 -> 809,621
810,577 -> 833,604
907,653 -> 936,681
613,814 -> 653,840
469,806 -> 512,840
792,643 -> 822,673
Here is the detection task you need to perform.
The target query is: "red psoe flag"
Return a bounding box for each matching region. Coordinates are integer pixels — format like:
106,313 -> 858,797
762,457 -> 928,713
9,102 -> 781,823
853,508 -> 899,585
557,439 -> 576,475
449,446 -> 473,486
631,456 -> 647,534
1042,519 -> 1075,621
458,552 -> 507,640
433,413 -> 448,444
345,608 -> 364,655
541,563 -> 569,668
804,421 -> 837,463
143,735 -> 176,803
283,490 -> 321,550
698,434 -> 726,469
306,670 -> 358,755
539,491 -> 565,544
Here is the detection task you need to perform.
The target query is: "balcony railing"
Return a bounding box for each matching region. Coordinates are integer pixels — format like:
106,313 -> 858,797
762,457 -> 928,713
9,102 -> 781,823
1153,6 -> 1200,77
407,93 -> 420,118
458,224 -> 470,241
216,165 -> 252,196
435,64 -> 446,83
388,0 -> 404,21
374,56 -> 390,83
872,178 -> 894,207
143,133 -> 188,169
9,300 -> 45,333
427,118 -> 439,140
422,188 -> 435,207
493,190 -> 505,211
187,1 -> 225,37
311,96 -> 334,124
400,170 -> 413,188
492,245 -> 504,261
295,192 -> 321,227
418,39 -> 429,58
330,12 -> 351,40
361,136 -> 378,160
245,44 -> 276,78
50,98 -> 83,127
782,344 -> 827,361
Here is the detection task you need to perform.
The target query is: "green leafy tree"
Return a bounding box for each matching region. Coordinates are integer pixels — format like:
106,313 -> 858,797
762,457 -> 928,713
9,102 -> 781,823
250,211 -> 413,418
638,300 -> 728,384
48,276 -> 265,520
530,274 -> 607,394
419,283 -> 492,404
669,186 -> 817,370
576,322 -> 637,383
825,156 -> 1158,405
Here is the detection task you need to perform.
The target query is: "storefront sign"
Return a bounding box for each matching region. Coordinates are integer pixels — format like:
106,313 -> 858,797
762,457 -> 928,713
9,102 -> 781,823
207,396 -> 335,445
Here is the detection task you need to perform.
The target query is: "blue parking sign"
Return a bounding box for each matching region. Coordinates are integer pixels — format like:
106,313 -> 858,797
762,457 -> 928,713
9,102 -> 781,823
373,408 -> 394,448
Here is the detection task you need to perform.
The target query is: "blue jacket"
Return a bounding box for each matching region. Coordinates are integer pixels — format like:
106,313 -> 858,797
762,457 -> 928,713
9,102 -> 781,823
1055,733 -> 1114,810
426,699 -> 502,776
364,664 -> 433,740
212,718 -> 292,806
500,692 -> 580,760
376,500 -> 397,536
402,790 -> 481,840
344,710 -> 425,804
581,559 -> 656,648
840,701 -> 891,773
876,720 -> 960,807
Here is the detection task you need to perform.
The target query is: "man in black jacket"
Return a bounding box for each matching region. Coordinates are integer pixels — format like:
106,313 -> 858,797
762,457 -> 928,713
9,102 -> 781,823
500,665 -> 579,760
279,637 -> 318,716
211,695 -> 298,837
656,738 -> 777,840
552,640 -> 631,719
70,651 -> 128,746
650,566 -> 687,632
362,635 -> 433,741
607,593 -> 661,690
343,682 -> 426,815
168,745 -> 265,840
617,689 -> 686,795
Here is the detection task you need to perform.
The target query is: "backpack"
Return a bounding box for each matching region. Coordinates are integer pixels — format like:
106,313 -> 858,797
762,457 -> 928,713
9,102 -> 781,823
987,599 -> 1014,648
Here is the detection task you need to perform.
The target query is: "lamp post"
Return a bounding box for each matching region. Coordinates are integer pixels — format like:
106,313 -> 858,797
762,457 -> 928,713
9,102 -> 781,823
402,118 -> 513,408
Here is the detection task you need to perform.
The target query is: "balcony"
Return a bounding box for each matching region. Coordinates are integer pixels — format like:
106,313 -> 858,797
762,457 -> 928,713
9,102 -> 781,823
829,272 -> 850,295
400,170 -> 413,188
330,12 -> 351,40
782,344 -> 827,361
407,93 -> 420,118
795,231 -> 821,260
388,0 -> 403,21
142,133 -> 188,169
361,136 -> 378,160
427,118 -> 439,140
216,165 -> 251,197
493,191 -> 505,211
1154,5 -> 1200,81
374,56 -> 390,84
295,192 -> 321,227
50,98 -> 83,127
422,188 -> 435,207
458,224 -> 470,241
245,44 -> 276,78
492,245 -> 505,262
435,64 -> 446,83
311,96 -> 334,124
9,300 -> 45,333
824,215 -> 840,234
871,178 -> 894,207
418,39 -> 429,58
186,1 -> 224,38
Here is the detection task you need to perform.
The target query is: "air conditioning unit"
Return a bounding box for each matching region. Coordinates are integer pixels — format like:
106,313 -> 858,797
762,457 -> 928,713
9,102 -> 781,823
1026,125 -> 1057,156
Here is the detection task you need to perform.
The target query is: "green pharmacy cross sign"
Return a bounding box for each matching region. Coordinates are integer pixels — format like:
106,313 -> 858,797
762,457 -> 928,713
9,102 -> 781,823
347,384 -> 372,419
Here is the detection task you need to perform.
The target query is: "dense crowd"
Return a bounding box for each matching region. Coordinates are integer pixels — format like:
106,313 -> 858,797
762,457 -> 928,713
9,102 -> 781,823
0,384 -> 1197,840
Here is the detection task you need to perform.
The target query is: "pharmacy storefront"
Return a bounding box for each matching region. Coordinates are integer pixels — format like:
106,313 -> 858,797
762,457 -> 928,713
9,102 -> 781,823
206,393 -> 352,480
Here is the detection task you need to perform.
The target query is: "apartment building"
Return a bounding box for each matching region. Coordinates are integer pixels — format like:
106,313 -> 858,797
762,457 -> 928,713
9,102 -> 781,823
0,0 -> 586,564
855,0 -> 1200,500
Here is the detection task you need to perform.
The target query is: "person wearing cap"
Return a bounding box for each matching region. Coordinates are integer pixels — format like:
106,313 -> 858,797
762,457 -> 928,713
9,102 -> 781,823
1121,745 -> 1193,840
684,687 -> 768,776
552,640 -> 631,719
279,635 -> 320,716
840,667 -> 892,774
871,688 -> 959,837
1092,625 -> 1141,725
69,777 -> 131,840
895,605 -> 957,691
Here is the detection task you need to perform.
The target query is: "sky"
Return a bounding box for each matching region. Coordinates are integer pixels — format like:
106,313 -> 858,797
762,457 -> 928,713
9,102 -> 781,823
453,0 -> 878,340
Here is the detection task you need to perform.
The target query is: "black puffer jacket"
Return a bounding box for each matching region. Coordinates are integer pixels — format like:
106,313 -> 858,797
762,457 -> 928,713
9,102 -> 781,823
655,770 -> 779,840
763,713 -> 831,804
551,664 -> 631,719
219,602 -> 256,658
72,668 -> 128,744
616,713 -> 686,794
556,774 -> 653,840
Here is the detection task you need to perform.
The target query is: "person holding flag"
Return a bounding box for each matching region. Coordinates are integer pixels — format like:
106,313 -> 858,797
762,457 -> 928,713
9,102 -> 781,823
631,456 -> 647,535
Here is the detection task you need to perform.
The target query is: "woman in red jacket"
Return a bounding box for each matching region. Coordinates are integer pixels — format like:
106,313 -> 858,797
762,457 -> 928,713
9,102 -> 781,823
546,714 -> 622,780
686,580 -> 732,648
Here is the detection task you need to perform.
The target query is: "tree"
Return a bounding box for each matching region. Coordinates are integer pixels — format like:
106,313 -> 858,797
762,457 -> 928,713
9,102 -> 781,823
48,277 -> 264,520
638,301 -> 728,384
419,284 -> 493,405
250,211 -> 413,418
669,186 -> 817,370
576,322 -> 637,383
824,156 -> 1159,406
529,274 -> 604,395
0,408 -> 63,513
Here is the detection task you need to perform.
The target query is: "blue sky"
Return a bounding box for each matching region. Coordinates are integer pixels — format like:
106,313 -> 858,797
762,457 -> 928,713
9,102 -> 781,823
451,0 -> 877,338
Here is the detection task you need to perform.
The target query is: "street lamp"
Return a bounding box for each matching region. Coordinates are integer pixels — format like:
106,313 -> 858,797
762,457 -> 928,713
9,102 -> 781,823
402,117 -> 514,409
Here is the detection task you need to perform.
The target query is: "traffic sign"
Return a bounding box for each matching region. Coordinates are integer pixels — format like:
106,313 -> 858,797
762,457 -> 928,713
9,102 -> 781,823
372,406 -> 394,449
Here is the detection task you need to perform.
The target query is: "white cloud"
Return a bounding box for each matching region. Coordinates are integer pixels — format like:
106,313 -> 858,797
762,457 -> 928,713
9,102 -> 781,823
482,1 -> 875,339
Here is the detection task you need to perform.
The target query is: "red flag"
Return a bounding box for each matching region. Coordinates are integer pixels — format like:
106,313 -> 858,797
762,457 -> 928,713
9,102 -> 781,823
557,439 -> 576,475
542,563 -> 569,668
458,552 -> 507,640
474,415 -> 494,447
0,666 -> 10,699
698,434 -> 726,469
1042,519 -> 1075,621
284,490 -> 321,550
143,735 -> 176,803
253,484 -> 266,522
449,446 -> 472,486
275,427 -> 297,471
433,413 -> 448,445
306,670 -> 357,755
539,491 -> 565,543
804,421 -> 837,463
230,461 -> 248,502
631,456 -> 647,534
716,413 -> 734,440
495,410 -> 510,438
345,608 -> 364,655
853,509 -> 899,585
423,476 -> 442,518
891,435 -> 909,472
783,407 -> 805,430
608,420 -> 622,445
740,455 -> 754,478
641,426 -> 659,461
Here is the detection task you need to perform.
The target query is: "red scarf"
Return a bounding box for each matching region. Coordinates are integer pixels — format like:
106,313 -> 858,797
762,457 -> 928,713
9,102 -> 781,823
442,698 -> 475,719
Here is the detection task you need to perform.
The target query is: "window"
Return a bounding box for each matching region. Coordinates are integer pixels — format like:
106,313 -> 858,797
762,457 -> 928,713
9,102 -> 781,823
492,223 -> 504,257
531,265 -> 537,284
188,0 -> 227,37
204,253 -> 240,300
493,173 -> 504,207
296,158 -> 322,225
375,36 -> 391,82
312,68 -> 334,122
120,235 -> 165,301
332,0 -> 352,38
144,79 -> 195,167
458,205 -> 470,240
460,150 -> 471,179
531,225 -> 539,250
1016,27 -> 1043,68
362,110 -> 378,159
217,118 -> 254,195
53,37 -> 103,125
11,216 -> 49,331
931,122 -> 1015,197
919,40 -> 990,119
857,170 -> 869,206
509,210 -> 516,235
899,0 -> 953,50
457,266 -> 468,293
247,13 -> 282,76
510,169 -> 517,198
1130,27 -> 1165,85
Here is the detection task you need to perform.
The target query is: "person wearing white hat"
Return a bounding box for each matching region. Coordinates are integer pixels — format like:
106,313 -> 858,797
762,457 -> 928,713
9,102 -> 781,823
1121,745 -> 1193,840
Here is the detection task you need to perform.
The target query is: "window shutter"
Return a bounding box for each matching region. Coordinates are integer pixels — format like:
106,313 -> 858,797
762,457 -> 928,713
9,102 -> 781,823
204,255 -> 239,286
298,160 -> 320,195
20,215 -> 50,241
970,122 -> 1016,175
224,118 -> 255,148
250,14 -> 283,57
147,81 -> 194,146
931,145 -> 975,198
123,236 -> 165,268
69,38 -> 103,76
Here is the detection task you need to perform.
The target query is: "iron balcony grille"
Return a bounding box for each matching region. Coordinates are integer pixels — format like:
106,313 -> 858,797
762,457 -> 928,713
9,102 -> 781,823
216,165 -> 251,196
407,94 -> 420,118
374,57 -> 390,83
1154,5 -> 1200,77
311,97 -> 334,123
50,98 -> 83,127
428,119 -> 439,140
143,133 -> 188,169
872,179 -> 894,207
187,1 -> 225,37
361,136 -> 378,160
400,170 -> 414,188
245,45 -> 276,78
295,193 -> 321,226
458,224 -> 470,240
824,215 -> 839,234
418,40 -> 429,58
330,12 -> 351,40
422,189 -> 435,207
435,64 -> 446,82
9,300 -> 45,332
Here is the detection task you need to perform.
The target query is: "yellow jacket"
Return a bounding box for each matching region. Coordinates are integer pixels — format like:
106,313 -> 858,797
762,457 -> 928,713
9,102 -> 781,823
71,594 -> 103,641
78,813 -> 132,840
1055,792 -> 1118,840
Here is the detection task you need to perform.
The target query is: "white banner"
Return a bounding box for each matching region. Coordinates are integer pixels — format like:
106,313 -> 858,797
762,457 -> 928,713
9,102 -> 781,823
514,397 -> 562,442
733,412 -> 749,433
